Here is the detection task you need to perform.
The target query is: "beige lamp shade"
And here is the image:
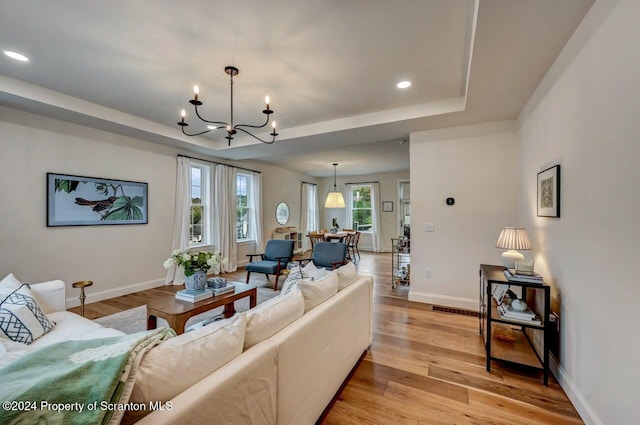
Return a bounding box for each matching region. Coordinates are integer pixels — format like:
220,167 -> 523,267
324,163 -> 346,208
496,227 -> 531,268
324,191 -> 346,208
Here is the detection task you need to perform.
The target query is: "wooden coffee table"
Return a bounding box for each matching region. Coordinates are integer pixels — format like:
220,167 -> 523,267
146,283 -> 257,335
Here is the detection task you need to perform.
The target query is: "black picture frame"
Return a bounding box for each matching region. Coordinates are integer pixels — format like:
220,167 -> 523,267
47,173 -> 148,226
537,165 -> 560,218
382,201 -> 393,212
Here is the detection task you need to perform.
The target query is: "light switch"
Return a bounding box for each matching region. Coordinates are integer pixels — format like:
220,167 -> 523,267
425,223 -> 434,232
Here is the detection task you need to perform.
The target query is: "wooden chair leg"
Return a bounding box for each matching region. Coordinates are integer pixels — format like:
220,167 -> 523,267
274,273 -> 280,291
246,271 -> 251,283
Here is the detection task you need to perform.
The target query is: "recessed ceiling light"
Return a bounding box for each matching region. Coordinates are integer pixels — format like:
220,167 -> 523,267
3,50 -> 29,62
397,80 -> 412,89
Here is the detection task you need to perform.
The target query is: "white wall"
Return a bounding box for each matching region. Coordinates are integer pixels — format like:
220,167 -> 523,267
517,1 -> 640,424
0,106 -> 178,306
0,106 -> 315,303
319,170 -> 410,252
408,121 -> 519,310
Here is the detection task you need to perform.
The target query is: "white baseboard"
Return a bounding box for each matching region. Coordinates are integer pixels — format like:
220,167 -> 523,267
550,355 -> 603,425
65,278 -> 165,308
408,291 -> 477,311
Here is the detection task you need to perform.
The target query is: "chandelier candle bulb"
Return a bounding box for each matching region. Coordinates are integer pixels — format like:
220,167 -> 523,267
265,95 -> 270,108
193,85 -> 200,100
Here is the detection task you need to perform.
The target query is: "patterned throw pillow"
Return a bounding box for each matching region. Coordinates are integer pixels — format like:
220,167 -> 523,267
281,264 -> 307,295
0,284 -> 55,344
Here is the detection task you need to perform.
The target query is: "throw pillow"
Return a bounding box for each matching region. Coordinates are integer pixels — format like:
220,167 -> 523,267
0,284 -> 55,344
337,262 -> 358,291
281,263 -> 329,296
297,271 -> 339,313
0,274 -> 65,314
281,264 -> 307,295
0,273 -> 22,291
131,313 -> 246,405
244,289 -> 304,350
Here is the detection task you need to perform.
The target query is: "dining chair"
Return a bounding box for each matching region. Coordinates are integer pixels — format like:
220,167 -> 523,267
308,232 -> 326,251
348,232 -> 361,263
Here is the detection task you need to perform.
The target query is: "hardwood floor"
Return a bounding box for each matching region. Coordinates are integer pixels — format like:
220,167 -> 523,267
70,252 -> 582,424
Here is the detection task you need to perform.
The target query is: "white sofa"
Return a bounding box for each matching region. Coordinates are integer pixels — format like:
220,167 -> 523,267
1,274 -> 374,425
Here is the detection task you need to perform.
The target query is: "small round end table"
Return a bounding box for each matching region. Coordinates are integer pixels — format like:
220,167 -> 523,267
72,280 -> 93,317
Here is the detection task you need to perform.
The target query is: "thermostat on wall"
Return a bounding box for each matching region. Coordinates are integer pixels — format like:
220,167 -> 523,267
446,197 -> 455,206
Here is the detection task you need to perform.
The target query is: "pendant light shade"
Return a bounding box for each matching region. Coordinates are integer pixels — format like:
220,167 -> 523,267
325,163 -> 346,208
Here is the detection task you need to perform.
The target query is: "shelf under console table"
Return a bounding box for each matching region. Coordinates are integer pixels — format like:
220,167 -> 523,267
479,264 -> 551,386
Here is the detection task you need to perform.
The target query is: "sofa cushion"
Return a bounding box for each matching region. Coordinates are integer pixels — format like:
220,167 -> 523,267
244,289 -> 304,350
131,313 -> 246,404
0,335 -> 29,368
0,284 -> 55,344
0,273 -> 66,314
297,271 -> 339,313
337,262 -> 358,291
29,311 -> 124,349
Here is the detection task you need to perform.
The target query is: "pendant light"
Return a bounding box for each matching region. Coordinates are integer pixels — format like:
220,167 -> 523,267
324,163 -> 346,208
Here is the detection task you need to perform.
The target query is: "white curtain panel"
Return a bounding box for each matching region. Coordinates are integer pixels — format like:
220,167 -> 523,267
248,172 -> 263,253
213,164 -> 238,272
300,183 -> 319,252
371,182 -> 384,252
344,184 -> 354,229
165,156 -> 191,285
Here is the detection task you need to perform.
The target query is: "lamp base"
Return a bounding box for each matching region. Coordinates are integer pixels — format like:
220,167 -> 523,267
501,250 -> 524,269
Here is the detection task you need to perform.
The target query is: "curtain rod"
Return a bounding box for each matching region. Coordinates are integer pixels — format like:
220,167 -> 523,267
301,181 -> 317,186
345,181 -> 379,185
177,154 -> 261,174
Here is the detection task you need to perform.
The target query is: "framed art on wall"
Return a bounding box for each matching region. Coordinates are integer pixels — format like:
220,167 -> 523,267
537,165 -> 560,218
47,173 -> 148,226
382,201 -> 393,212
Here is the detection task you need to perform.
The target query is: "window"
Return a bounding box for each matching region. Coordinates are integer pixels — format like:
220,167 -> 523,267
351,184 -> 372,231
189,164 -> 209,246
236,173 -> 252,240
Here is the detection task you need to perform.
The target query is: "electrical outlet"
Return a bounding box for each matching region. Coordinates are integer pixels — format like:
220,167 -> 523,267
425,223 -> 434,232
425,268 -> 431,278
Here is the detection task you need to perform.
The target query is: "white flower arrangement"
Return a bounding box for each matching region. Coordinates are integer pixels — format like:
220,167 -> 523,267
163,249 -> 228,276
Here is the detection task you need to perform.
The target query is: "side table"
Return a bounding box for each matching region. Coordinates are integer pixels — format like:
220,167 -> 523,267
72,280 -> 93,317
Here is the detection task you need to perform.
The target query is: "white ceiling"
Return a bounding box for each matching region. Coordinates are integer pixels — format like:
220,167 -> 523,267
0,0 -> 593,177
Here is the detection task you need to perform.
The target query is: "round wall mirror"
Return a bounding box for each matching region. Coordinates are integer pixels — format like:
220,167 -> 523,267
275,202 -> 290,225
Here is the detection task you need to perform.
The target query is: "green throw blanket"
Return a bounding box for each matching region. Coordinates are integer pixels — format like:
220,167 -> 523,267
0,328 -> 175,425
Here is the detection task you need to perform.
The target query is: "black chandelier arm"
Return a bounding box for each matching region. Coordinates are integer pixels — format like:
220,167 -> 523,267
193,104 -> 229,127
181,126 -> 213,137
235,127 -> 276,144
233,115 -> 270,131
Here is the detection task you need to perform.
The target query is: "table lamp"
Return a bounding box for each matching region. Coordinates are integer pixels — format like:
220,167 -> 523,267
495,227 -> 531,269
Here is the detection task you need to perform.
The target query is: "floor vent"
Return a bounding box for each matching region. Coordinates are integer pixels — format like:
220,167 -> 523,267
432,305 -> 479,317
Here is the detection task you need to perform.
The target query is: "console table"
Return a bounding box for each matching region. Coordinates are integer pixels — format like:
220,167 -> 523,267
479,264 -> 551,385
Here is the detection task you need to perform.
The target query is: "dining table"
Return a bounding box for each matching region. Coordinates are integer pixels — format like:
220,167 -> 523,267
323,231 -> 355,243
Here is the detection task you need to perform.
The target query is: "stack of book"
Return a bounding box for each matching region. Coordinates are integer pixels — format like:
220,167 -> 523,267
175,289 -> 213,302
211,283 -> 235,296
503,268 -> 544,284
498,302 -> 542,325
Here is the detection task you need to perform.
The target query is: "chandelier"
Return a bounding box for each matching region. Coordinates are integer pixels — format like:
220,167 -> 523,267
177,66 -> 278,146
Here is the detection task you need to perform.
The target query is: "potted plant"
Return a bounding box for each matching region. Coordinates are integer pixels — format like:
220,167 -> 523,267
331,217 -> 340,234
164,249 -> 227,291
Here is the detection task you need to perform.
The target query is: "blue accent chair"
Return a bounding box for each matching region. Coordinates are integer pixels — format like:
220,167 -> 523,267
245,239 -> 295,291
299,242 -> 348,270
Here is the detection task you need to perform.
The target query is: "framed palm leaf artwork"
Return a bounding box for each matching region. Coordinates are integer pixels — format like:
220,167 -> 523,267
537,165 -> 560,218
47,173 -> 148,226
